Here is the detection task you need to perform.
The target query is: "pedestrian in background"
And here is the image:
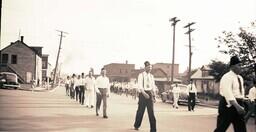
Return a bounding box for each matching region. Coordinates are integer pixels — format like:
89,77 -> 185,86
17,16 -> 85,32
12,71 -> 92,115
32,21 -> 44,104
75,75 -> 81,102
85,70 -> 96,108
95,67 -> 110,118
186,79 -> 197,111
245,79 -> 256,124
65,76 -> 70,96
70,74 -> 76,99
214,56 -> 247,132
172,83 -> 181,109
79,73 -> 86,105
134,61 -> 156,132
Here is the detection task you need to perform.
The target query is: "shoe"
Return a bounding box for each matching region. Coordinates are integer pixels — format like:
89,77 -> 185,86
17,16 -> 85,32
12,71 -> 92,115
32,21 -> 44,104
103,115 -> 108,119
134,127 -> 139,130
96,113 -> 99,116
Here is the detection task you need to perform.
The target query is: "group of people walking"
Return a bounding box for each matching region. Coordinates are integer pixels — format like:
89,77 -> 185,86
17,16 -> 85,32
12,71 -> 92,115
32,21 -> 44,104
64,68 -> 111,118
61,58 -> 255,132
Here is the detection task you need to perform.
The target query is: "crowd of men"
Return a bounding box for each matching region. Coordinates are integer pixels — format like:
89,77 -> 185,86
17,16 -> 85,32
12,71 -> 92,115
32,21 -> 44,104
61,58 -> 255,132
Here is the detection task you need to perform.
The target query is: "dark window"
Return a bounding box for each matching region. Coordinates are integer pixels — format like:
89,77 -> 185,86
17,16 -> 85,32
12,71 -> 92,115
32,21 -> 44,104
2,54 -> 8,63
11,55 -> 17,64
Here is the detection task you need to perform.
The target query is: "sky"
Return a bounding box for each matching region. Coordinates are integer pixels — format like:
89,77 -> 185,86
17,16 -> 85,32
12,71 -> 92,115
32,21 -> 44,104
1,0 -> 256,74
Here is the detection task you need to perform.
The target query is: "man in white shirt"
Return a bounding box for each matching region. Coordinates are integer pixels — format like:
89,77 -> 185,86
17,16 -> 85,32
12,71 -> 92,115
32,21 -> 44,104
85,70 -> 96,108
214,56 -> 246,132
134,61 -> 156,132
65,76 -> 70,96
186,80 -> 197,111
245,80 -> 256,124
95,67 -> 110,119
75,75 -> 81,102
79,73 -> 86,105
172,83 -> 181,109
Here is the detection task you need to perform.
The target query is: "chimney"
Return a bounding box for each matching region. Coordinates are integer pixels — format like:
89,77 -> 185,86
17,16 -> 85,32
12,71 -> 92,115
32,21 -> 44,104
125,60 -> 128,64
21,36 -> 24,42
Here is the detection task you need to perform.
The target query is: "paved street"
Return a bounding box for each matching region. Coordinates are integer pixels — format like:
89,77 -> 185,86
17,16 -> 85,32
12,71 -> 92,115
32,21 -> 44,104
0,87 -> 255,132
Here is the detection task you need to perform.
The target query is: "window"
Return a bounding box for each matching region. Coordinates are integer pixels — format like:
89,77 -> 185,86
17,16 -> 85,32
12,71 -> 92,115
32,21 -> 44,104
2,54 -> 8,63
120,69 -> 122,73
11,55 -> 17,64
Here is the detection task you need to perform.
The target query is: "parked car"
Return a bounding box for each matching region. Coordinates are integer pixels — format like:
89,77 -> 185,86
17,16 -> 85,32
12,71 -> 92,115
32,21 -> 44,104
161,83 -> 200,104
0,72 -> 20,89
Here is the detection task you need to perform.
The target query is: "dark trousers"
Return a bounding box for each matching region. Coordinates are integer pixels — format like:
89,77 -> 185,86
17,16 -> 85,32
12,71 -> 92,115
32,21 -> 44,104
79,86 -> 85,105
214,96 -> 247,132
65,84 -> 69,96
75,86 -> 80,101
96,88 -> 107,116
188,93 -> 196,111
244,100 -> 256,124
134,91 -> 156,132
70,84 -> 75,99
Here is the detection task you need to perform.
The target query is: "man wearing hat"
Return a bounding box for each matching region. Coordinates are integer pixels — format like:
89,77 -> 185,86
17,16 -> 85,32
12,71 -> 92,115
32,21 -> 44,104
214,56 -> 247,132
134,61 -> 157,132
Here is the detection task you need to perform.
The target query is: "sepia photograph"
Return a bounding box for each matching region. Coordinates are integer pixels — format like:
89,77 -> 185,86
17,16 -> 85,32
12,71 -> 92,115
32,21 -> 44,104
0,0 -> 255,131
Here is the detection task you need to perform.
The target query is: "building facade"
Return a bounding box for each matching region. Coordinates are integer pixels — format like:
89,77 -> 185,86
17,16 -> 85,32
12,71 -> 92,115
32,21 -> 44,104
191,65 -> 219,95
153,63 -> 179,78
104,62 -> 135,82
0,37 -> 43,85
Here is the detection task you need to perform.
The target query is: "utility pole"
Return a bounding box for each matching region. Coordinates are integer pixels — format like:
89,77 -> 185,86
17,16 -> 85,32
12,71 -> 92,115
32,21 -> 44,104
52,30 -> 68,87
169,17 -> 180,84
184,22 -> 195,82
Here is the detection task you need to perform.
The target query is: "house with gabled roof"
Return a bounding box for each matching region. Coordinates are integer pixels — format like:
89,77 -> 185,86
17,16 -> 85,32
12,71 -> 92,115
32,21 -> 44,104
191,65 -> 219,95
0,36 -> 43,85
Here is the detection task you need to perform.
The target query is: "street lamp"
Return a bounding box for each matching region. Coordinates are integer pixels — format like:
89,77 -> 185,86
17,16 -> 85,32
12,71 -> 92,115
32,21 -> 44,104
169,17 -> 180,84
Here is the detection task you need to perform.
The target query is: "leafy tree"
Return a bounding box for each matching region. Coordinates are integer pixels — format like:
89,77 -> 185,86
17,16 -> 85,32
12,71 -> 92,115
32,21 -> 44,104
216,21 -> 256,78
208,60 -> 229,82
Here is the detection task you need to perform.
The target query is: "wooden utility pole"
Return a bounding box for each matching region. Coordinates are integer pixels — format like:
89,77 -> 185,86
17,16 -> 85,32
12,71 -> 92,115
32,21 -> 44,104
184,22 -> 195,82
169,17 -> 180,84
52,30 -> 68,87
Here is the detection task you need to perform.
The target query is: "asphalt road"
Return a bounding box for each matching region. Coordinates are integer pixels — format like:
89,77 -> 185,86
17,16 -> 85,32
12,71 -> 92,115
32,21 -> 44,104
0,87 -> 255,132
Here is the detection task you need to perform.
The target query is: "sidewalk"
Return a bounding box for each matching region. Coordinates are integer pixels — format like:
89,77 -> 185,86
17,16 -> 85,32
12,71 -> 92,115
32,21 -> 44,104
198,99 -> 219,108
18,84 -> 56,92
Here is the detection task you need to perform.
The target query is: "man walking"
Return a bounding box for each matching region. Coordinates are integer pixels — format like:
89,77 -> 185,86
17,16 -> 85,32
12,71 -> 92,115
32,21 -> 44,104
95,67 -> 110,118
214,56 -> 247,132
85,70 -> 96,108
186,80 -> 197,111
79,73 -> 86,105
134,61 -> 156,132
172,83 -> 180,109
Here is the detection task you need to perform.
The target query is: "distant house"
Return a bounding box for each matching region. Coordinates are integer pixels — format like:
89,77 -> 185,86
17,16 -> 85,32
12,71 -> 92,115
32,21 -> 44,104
0,36 -> 44,85
153,63 -> 179,78
104,61 -> 135,82
42,54 -> 52,82
191,65 -> 219,95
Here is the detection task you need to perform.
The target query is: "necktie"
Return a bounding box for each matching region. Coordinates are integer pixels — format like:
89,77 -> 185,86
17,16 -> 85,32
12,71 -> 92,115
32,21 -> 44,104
237,76 -> 242,94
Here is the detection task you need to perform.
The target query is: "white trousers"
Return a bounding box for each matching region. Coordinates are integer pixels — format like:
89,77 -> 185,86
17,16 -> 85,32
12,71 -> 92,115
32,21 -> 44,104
173,93 -> 180,108
85,89 -> 95,106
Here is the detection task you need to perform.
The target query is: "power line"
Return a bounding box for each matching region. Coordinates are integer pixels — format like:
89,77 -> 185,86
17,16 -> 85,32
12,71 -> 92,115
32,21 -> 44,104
169,17 -> 180,84
52,30 -> 68,87
184,22 -> 195,82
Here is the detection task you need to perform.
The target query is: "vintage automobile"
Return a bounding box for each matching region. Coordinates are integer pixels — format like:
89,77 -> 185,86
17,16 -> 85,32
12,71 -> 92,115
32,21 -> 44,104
0,72 -> 20,89
161,83 -> 200,104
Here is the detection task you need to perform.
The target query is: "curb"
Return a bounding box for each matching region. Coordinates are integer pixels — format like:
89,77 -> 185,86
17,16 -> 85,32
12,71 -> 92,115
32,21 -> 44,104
18,86 -> 58,92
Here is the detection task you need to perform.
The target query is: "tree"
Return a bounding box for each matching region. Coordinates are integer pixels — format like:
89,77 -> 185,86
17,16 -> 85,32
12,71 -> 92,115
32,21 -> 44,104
216,21 -> 256,78
208,60 -> 229,82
